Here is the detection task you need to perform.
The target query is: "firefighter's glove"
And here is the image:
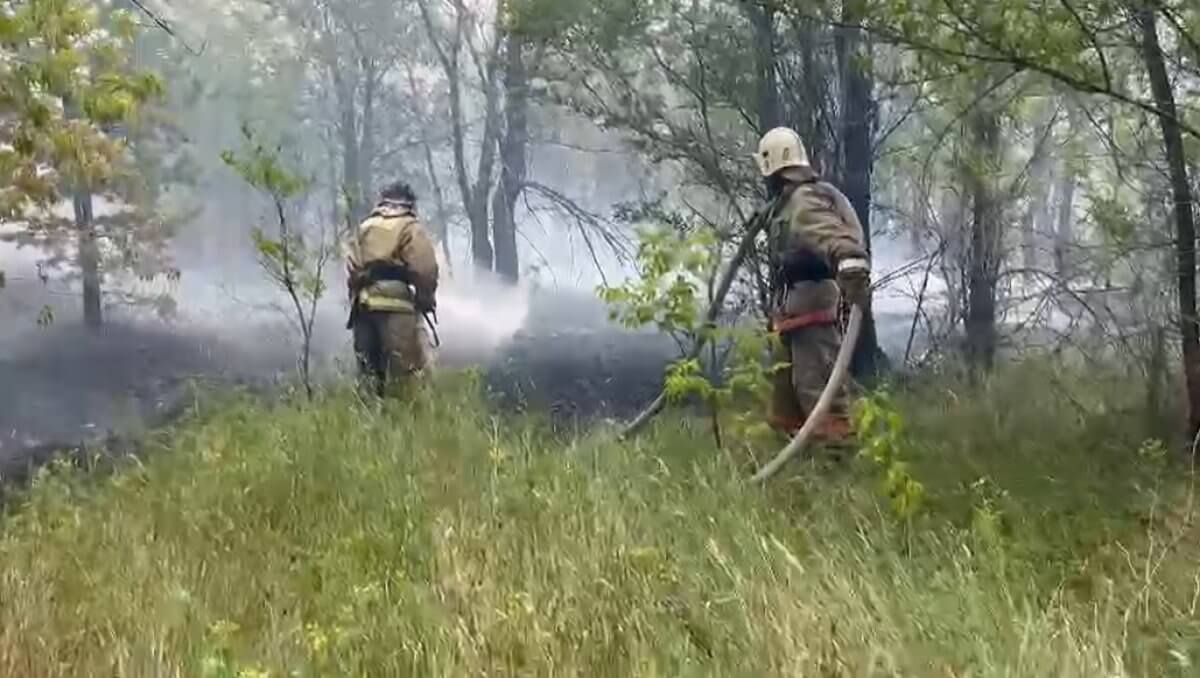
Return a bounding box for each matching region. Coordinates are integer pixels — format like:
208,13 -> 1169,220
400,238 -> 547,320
836,257 -> 871,307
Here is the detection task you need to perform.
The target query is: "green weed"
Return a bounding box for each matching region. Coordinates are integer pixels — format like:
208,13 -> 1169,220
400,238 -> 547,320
0,366 -> 1194,676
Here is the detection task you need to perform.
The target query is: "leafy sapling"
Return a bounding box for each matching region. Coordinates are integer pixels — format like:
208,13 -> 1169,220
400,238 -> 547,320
222,125 -> 332,399
600,222 -> 782,448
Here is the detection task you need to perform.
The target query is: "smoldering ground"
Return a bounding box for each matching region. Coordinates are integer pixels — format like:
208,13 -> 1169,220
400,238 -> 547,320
0,189 -> 930,490
0,239 -> 683,485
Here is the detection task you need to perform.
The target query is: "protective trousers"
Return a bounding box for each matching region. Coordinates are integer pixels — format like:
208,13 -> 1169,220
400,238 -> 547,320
352,309 -> 429,398
768,280 -> 854,440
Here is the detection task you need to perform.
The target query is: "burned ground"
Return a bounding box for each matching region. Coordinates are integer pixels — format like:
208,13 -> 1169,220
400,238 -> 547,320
0,278 -> 922,492
0,286 -> 680,489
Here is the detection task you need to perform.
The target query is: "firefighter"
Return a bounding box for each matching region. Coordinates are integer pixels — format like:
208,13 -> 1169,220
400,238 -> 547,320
344,182 -> 439,398
756,127 -> 871,444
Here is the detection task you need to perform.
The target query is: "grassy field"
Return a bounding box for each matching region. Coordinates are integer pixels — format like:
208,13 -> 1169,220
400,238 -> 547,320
0,366 -> 1197,676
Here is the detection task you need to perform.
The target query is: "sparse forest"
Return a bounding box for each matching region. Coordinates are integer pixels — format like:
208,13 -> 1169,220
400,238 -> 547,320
0,0 -> 1197,675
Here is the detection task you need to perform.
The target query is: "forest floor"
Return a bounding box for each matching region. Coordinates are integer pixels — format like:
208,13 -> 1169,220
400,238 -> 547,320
0,364 -> 1196,676
0,304 -> 677,490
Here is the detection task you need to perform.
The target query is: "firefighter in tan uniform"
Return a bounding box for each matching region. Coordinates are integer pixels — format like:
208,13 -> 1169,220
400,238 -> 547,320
345,182 -> 439,398
756,127 -> 871,443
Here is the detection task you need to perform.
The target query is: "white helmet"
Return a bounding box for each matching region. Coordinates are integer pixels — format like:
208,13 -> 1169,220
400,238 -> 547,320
756,127 -> 810,178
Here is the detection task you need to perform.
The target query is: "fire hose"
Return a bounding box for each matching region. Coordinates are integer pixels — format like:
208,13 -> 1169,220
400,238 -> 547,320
423,309 -> 440,348
616,204 -> 865,482
750,302 -> 862,483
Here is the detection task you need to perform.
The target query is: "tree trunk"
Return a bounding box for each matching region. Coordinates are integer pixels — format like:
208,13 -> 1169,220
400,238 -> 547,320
1137,7 -> 1200,438
964,104 -> 1002,375
493,30 -> 528,283
1053,106 -> 1079,278
470,43 -> 504,273
404,63 -> 454,270
358,59 -> 378,215
837,2 -> 885,381
62,94 -> 102,329
1053,163 -> 1076,278
939,187 -> 966,329
743,1 -> 781,132
791,17 -> 828,169
334,63 -> 365,223
1023,106 -> 1055,277
421,138 -> 454,268
74,189 -> 102,330
417,0 -> 495,272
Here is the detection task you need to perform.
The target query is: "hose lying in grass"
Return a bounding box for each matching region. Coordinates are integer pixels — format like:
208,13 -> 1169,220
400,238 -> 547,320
751,303 -> 863,484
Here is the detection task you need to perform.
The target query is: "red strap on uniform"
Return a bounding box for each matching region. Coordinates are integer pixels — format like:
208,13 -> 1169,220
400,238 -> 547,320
771,308 -> 838,334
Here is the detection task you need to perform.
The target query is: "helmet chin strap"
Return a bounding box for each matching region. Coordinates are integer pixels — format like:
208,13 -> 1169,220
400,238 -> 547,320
751,302 -> 863,484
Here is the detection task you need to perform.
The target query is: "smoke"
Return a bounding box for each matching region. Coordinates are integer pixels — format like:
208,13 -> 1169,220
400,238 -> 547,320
155,227 -> 536,366
0,213 -> 567,462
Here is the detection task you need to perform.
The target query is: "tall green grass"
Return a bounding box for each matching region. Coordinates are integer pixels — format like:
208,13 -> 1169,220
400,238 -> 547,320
0,367 -> 1195,677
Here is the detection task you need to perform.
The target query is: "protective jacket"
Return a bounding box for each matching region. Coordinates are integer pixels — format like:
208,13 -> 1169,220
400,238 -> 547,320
766,168 -> 869,332
345,200 -> 439,314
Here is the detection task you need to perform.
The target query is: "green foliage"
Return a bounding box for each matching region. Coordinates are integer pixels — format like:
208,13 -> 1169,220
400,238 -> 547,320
220,125 -> 310,201
510,0 -> 775,205
598,224 -> 715,341
222,125 -> 326,397
854,391 -> 927,523
661,327 -> 783,441
601,224 -> 780,444
0,0 -> 182,325
1088,193 -> 1138,246
968,476 -> 1011,546
248,227 -> 328,302
222,126 -> 316,289
0,0 -> 163,216
852,0 -> 1199,140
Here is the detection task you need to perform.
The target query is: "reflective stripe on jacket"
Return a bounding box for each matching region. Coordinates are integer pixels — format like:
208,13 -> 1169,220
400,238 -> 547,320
345,200 -> 439,314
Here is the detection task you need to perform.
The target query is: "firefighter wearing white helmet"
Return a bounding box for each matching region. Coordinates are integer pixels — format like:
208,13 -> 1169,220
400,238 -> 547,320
755,127 -> 871,445
344,181 -> 440,399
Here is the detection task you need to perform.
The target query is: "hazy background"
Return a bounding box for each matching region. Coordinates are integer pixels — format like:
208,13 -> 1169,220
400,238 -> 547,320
0,0 -> 940,458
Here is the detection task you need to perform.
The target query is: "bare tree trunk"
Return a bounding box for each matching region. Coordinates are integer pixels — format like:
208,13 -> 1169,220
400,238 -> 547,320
334,63 -> 365,223
743,2 -> 781,315
406,64 -> 454,269
74,189 -> 102,330
63,94 -> 102,329
421,139 -> 454,267
1021,198 -> 1039,273
964,104 -> 1002,375
1053,167 -> 1076,277
1024,107 -> 1055,276
743,0 -> 781,132
837,2 -> 884,381
471,47 -> 504,272
1053,106 -> 1079,278
940,187 -> 966,330
1137,6 -> 1200,438
359,59 -> 378,214
417,0 -> 496,272
797,21 -> 827,170
493,30 -> 528,283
